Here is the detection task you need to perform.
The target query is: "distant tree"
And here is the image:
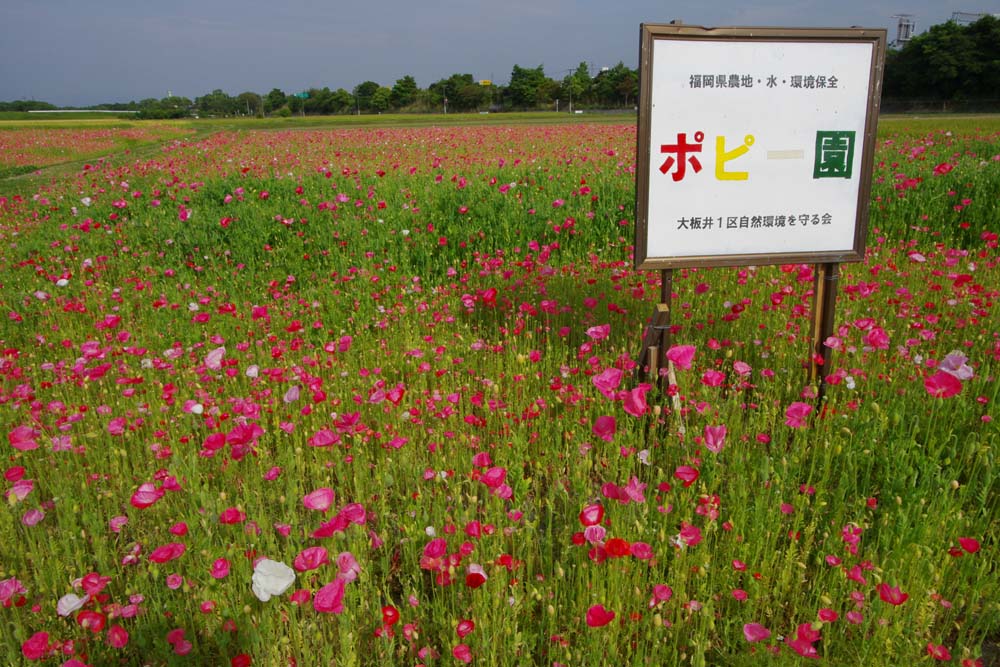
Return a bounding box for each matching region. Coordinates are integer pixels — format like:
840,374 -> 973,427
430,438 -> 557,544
264,88 -> 287,114
507,65 -> 551,109
371,87 -> 392,113
287,95 -> 304,115
235,91 -> 262,116
561,62 -> 592,111
390,75 -> 419,109
593,63 -> 638,107
0,99 -> 57,112
196,89 -> 237,117
353,81 -> 381,111
330,88 -> 354,114
427,73 -> 487,112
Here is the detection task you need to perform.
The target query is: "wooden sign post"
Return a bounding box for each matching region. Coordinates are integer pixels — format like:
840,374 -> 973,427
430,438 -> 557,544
634,24 -> 886,399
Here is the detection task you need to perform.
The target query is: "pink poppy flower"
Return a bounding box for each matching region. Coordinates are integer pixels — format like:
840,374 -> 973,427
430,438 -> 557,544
107,624 -> 129,648
927,643 -> 951,661
784,402 -> 813,428
303,487 -> 335,511
666,345 -> 696,370
701,370 -> 725,387
130,483 -> 164,509
313,578 -> 346,614
336,551 -> 361,582
591,368 -> 623,399
453,644 -> 473,663
210,558 -> 231,579
204,346 -> 226,370
8,425 -> 40,451
743,623 -> 771,642
674,466 -> 699,488
308,428 -> 340,448
621,384 -> 650,417
703,424 -> 726,453
294,547 -> 329,572
579,503 -> 604,526
586,324 -> 610,340
456,619 -> 475,638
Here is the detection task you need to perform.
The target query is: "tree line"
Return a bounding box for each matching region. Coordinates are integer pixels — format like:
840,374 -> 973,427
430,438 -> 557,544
4,17 -> 997,118
1,62 -> 638,119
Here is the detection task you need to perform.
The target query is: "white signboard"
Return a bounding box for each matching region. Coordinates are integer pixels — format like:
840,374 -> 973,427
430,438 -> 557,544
635,26 -> 886,269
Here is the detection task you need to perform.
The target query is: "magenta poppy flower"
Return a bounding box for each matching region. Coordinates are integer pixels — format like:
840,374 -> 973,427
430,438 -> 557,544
743,623 -> 771,642
958,537 -> 980,553
456,619 -> 475,638
8,425 -> 40,451
924,370 -> 962,398
130,483 -> 164,509
877,583 -> 908,605
294,547 -> 329,572
585,603 -> 616,627
21,630 -> 50,660
701,370 -> 725,387
108,624 -> 129,648
336,551 -> 361,582
453,643 -> 473,663
592,415 -> 616,442
210,558 -> 231,579
148,542 -> 186,563
218,507 -> 246,524
578,503 -> 604,526
308,428 -> 340,448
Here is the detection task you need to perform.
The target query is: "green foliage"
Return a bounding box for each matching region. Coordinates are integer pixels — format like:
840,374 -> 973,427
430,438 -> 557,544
885,16 -> 1000,102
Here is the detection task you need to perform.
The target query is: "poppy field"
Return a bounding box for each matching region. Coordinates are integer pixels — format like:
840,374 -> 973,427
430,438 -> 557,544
0,118 -> 997,666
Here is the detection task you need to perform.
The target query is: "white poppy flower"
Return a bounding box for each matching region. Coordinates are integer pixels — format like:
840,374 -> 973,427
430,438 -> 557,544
57,592 -> 89,617
251,559 -> 295,602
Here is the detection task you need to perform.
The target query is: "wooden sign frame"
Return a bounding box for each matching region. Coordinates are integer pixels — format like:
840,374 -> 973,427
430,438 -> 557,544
635,24 -> 886,271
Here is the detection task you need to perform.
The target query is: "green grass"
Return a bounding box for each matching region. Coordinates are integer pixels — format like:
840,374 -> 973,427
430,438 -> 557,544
0,118 -> 996,667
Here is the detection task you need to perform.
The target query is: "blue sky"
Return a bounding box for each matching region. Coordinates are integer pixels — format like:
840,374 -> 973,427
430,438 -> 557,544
1,0 -> 993,106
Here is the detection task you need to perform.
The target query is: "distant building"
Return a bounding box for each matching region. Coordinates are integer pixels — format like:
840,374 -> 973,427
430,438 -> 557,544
891,14 -> 916,47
